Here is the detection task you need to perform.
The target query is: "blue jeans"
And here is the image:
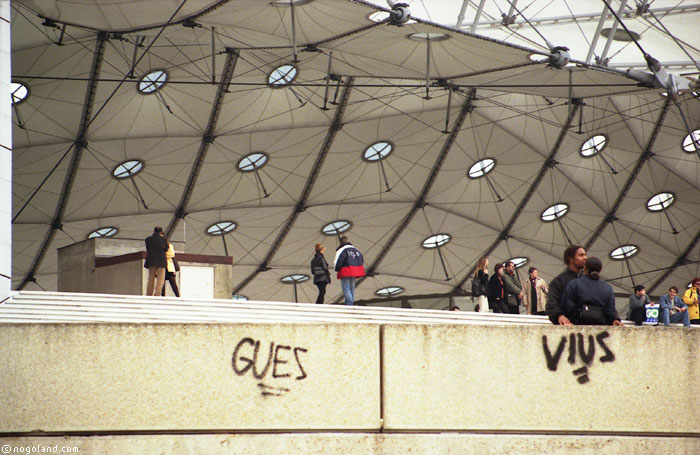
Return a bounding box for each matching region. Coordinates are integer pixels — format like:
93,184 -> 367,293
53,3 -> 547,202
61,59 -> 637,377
661,307 -> 691,327
341,277 -> 356,306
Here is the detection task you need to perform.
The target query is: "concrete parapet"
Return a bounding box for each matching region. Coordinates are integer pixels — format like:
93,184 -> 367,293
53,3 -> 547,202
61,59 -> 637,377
0,324 -> 380,432
1,310 -> 699,453
382,324 -> 700,434
2,434 -> 699,455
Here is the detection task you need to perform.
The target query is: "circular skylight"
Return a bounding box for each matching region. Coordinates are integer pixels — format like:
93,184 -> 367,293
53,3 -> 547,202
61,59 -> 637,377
112,159 -> 144,179
682,130 -> 700,153
541,203 -> 569,221
207,221 -> 236,235
580,135 -> 607,157
238,153 -> 268,172
610,245 -> 638,260
408,32 -> 450,42
138,70 -> 168,94
376,286 -> 404,297
363,141 -> 393,161
467,158 -> 495,179
508,257 -> 528,268
11,82 -> 28,105
268,64 -> 297,87
646,192 -> 675,212
422,233 -> 450,249
270,0 -> 313,6
87,227 -> 118,239
232,294 -> 248,301
281,274 -> 309,283
322,220 -> 351,236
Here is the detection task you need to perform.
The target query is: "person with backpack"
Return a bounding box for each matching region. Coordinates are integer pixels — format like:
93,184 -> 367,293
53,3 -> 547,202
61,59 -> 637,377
561,257 -> 623,326
472,256 -> 489,312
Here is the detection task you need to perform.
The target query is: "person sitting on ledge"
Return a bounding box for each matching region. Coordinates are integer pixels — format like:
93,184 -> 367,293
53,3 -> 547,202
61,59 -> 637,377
659,286 -> 691,327
628,284 -> 651,326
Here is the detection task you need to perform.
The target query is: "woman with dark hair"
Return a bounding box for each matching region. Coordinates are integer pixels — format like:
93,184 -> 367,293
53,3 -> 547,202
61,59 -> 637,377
561,257 -> 623,326
310,243 -> 331,304
487,263 -> 508,313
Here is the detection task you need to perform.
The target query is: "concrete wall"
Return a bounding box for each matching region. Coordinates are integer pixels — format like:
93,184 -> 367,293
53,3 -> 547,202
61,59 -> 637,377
0,323 -> 380,432
0,0 -> 11,300
57,238 -> 147,293
1,322 -> 698,453
382,325 -> 700,434
94,259 -> 147,296
58,238 -> 228,297
57,238 -> 97,293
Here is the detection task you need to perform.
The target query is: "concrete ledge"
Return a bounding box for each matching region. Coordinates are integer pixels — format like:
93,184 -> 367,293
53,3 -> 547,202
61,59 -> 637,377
382,324 -> 700,434
0,324 -> 380,432
1,291 -> 552,325
2,434 -> 699,455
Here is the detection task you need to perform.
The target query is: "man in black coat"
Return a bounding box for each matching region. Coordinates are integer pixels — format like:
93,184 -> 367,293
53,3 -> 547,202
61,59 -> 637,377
145,226 -> 168,296
546,245 -> 587,325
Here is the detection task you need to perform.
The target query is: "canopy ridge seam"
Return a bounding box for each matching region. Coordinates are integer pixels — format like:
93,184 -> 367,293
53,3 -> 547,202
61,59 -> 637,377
233,77 -> 356,295
347,88 -> 478,302
584,96 -> 672,250
167,48 -> 240,238
453,101 -> 581,293
18,33 -> 108,290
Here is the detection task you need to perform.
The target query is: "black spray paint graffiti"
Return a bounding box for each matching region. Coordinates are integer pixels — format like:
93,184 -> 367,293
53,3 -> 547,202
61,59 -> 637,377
542,331 -> 615,384
232,337 -> 308,397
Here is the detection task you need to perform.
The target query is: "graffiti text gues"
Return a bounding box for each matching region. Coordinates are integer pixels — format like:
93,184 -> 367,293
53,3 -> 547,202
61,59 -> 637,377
542,331 -> 615,384
232,337 -> 308,397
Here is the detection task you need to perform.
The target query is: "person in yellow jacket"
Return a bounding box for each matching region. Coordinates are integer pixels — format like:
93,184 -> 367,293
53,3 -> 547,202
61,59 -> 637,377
683,278 -> 700,325
161,241 -> 180,297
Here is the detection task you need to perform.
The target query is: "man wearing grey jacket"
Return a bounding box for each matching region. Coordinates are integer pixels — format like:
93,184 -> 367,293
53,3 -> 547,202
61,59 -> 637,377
503,261 -> 523,314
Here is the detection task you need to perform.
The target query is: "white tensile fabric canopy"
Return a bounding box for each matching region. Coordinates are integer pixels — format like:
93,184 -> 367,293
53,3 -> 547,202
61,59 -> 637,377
10,0 -> 700,304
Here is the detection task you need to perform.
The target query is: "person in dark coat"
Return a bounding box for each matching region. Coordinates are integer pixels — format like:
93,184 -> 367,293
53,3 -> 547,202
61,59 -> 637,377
561,257 -> 623,326
546,245 -> 586,326
627,285 -> 650,326
310,243 -> 331,304
487,263 -> 508,313
144,226 -> 168,296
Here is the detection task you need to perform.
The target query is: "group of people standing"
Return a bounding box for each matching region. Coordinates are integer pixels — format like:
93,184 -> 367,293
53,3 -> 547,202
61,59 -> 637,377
475,244 -> 700,327
474,246 -> 623,325
310,236 -> 364,305
473,257 -> 548,316
144,226 -> 180,297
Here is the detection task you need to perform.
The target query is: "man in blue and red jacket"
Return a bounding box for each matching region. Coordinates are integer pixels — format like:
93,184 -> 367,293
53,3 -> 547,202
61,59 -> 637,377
334,236 -> 365,305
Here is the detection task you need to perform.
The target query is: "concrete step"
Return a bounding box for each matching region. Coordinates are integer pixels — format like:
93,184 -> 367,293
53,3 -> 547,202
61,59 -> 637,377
2,434 -> 699,455
1,291 -> 551,325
